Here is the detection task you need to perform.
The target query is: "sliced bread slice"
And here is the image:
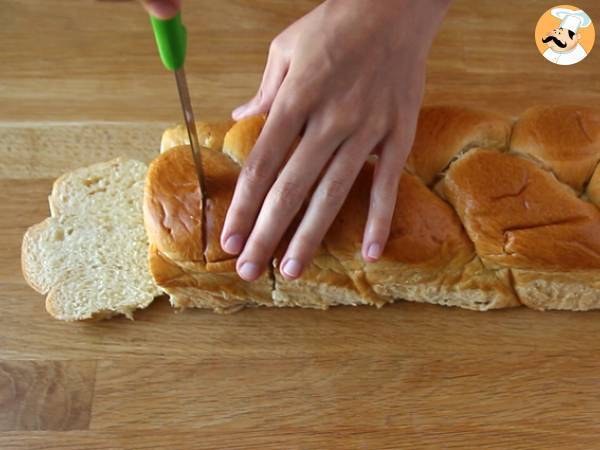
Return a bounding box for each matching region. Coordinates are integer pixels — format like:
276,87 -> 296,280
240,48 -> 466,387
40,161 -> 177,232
21,158 -> 161,320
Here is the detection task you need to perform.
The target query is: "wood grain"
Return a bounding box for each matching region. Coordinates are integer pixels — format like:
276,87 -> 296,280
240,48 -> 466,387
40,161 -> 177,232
0,123 -> 166,180
2,428 -> 598,450
89,354 -> 600,433
2,0 -> 599,123
0,361 -> 96,431
2,0 -> 600,448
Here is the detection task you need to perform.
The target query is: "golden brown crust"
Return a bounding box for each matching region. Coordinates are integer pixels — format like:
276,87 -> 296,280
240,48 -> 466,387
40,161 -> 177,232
143,145 -> 241,263
326,165 -> 474,271
323,163 -> 519,309
510,105 -> 600,192
160,120 -> 235,153
143,145 -> 205,262
406,105 -> 512,185
441,148 -> 600,271
145,106 -> 600,313
223,114 -> 266,164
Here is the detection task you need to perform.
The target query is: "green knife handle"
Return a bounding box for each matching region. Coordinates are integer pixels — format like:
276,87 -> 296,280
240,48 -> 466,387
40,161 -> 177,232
150,12 -> 187,71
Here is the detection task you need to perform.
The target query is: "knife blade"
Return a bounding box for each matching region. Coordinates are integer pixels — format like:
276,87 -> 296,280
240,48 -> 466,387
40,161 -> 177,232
173,66 -> 208,226
150,11 -> 208,259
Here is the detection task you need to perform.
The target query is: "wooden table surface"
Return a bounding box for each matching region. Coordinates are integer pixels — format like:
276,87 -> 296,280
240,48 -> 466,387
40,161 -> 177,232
2,1 -> 600,449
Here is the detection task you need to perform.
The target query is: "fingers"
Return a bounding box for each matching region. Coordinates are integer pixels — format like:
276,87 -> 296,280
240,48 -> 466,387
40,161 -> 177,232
278,128 -> 379,280
361,129 -> 408,262
232,38 -> 290,120
230,114 -> 347,281
220,78 -> 309,264
141,0 -> 181,19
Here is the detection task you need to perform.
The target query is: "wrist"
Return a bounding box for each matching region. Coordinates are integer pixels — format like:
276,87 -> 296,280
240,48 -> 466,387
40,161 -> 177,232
392,0 -> 451,57
318,0 -> 450,61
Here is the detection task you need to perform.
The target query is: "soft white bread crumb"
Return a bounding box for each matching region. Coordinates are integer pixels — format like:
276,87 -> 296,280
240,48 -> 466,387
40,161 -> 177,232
21,158 -> 161,320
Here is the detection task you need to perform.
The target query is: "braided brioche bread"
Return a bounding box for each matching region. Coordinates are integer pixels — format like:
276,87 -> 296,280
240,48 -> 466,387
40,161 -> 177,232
144,105 -> 600,312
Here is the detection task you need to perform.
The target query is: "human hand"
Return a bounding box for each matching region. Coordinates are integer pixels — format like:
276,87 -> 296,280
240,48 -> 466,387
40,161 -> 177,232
221,0 -> 451,282
140,0 -> 180,19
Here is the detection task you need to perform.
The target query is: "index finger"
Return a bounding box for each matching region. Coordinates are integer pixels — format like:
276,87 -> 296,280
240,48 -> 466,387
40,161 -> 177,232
220,79 -> 309,256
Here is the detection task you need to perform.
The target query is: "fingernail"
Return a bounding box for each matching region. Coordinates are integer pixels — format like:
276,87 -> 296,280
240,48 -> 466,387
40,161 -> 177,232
281,259 -> 302,278
145,0 -> 179,19
239,262 -> 260,280
223,234 -> 244,255
232,104 -> 249,120
367,243 -> 382,260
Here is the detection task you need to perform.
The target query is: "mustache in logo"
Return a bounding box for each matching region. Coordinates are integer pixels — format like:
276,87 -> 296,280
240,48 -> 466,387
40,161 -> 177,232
542,35 -> 567,48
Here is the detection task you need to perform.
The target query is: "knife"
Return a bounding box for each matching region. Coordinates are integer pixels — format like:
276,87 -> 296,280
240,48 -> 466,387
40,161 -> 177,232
150,12 -> 208,256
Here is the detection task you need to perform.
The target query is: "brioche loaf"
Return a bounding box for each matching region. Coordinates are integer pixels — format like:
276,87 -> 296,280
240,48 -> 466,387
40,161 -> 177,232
144,105 -> 600,312
21,105 -> 600,320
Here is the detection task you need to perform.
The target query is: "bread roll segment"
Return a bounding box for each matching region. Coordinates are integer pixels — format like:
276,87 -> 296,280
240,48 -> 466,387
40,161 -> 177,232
440,149 -> 600,271
144,106 -> 600,313
310,161 -> 516,310
160,120 -> 234,154
406,105 -> 512,185
510,105 -> 600,193
145,140 -> 274,310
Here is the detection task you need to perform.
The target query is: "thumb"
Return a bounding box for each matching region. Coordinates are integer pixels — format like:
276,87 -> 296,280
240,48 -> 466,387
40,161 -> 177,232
141,0 -> 181,19
232,45 -> 289,120
232,93 -> 263,122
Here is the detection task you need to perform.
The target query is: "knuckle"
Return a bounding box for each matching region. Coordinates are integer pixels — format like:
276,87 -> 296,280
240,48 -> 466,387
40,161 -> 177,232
298,88 -> 318,111
288,70 -> 315,93
337,92 -> 363,120
269,180 -> 303,212
281,78 -> 319,114
318,178 -> 349,205
313,112 -> 347,141
371,193 -> 389,211
345,109 -> 363,129
368,188 -> 397,223
377,174 -> 401,196
277,93 -> 304,120
369,114 -> 389,137
241,157 -> 271,185
372,177 -> 400,208
269,35 -> 284,55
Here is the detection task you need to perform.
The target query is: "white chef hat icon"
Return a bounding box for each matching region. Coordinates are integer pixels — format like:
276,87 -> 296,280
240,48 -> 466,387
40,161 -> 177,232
551,8 -> 592,33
